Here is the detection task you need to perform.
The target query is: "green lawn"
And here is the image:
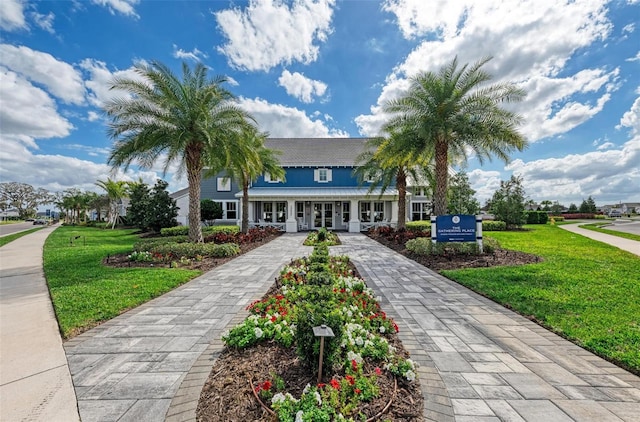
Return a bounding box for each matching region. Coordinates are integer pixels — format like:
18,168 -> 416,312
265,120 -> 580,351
0,228 -> 43,247
579,222 -> 640,242
44,226 -> 200,338
441,224 -> 640,374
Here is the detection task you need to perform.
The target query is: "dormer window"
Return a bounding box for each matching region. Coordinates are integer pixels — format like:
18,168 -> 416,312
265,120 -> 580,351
264,173 -> 282,183
314,168 -> 332,183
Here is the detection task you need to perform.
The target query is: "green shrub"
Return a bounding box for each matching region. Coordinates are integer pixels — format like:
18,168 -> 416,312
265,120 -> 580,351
406,237 -> 500,255
145,242 -> 240,259
595,214 -> 607,219
295,298 -> 343,375
549,216 -> 565,222
406,221 -> 431,233
133,236 -> 189,251
317,227 -> 328,242
483,220 -> 507,231
526,211 -> 549,224
160,225 -> 239,237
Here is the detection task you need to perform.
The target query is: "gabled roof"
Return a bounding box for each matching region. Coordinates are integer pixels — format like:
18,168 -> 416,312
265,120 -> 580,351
169,187 -> 189,199
264,138 -> 371,167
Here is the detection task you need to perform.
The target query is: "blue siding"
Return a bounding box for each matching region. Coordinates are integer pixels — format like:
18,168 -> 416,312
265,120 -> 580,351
253,167 -> 367,188
200,171 -> 241,200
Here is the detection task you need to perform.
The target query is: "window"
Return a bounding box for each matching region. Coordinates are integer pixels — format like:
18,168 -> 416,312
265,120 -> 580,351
314,168 -> 332,183
264,173 -> 282,183
296,202 -> 304,219
226,202 -> 237,219
360,202 -> 371,222
412,203 -> 430,221
263,202 -> 273,222
342,202 -> 350,223
276,202 -> 287,223
374,202 -> 384,222
217,177 -> 231,192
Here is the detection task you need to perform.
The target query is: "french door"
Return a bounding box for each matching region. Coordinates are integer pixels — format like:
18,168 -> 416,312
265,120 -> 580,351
313,203 -> 333,229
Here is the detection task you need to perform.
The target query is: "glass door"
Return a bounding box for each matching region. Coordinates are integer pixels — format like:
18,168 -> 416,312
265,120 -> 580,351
313,203 -> 322,228
312,202 -> 334,229
323,203 -> 333,229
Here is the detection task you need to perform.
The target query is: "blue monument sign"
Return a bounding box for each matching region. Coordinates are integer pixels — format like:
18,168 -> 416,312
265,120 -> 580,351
435,214 -> 476,242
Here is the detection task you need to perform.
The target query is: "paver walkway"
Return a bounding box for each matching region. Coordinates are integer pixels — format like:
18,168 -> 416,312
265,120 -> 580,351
336,234 -> 640,421
63,234 -> 311,422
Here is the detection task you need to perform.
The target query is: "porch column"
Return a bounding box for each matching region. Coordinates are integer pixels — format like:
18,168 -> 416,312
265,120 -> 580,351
390,200 -> 399,227
349,199 -> 360,232
286,199 -> 297,232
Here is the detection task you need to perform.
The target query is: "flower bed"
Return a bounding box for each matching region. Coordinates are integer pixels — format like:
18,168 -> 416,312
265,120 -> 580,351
303,227 -> 341,246
197,245 -> 423,421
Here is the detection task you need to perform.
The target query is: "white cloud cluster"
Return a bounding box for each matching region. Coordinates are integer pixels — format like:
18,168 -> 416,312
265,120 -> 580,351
357,0 -> 616,141
0,0 -> 26,32
91,0 -> 139,18
278,70 -> 327,103
80,59 -> 145,107
239,97 -> 347,138
172,45 -> 208,62
215,0 -> 336,71
618,96 -> 640,134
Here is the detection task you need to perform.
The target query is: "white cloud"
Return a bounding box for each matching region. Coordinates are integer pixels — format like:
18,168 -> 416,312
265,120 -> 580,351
215,0 -> 336,71
622,23 -> 635,34
618,96 -> 640,134
505,137 -> 640,204
357,0 -> 616,142
467,168 -> 502,205
87,111 -> 101,122
278,70 -> 327,103
0,66 -> 74,147
91,0 -> 139,18
0,0 -> 26,31
80,59 -> 144,107
226,76 -> 239,86
626,51 -> 640,62
0,44 -> 86,105
31,11 -> 55,34
238,97 -> 348,138
596,142 -> 616,150
172,45 -> 208,61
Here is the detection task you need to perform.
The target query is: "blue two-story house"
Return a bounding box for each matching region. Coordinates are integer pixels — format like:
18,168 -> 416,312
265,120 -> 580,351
172,138 -> 433,232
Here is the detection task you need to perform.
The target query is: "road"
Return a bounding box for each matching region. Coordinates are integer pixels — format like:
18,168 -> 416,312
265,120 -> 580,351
0,222 -> 42,237
602,219 -> 640,236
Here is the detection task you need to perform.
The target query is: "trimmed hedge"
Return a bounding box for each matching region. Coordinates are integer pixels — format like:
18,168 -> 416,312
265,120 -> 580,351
406,237 -> 500,255
139,242 -> 240,259
160,225 -> 240,237
482,220 -> 507,231
526,211 -> 549,224
406,221 -> 432,232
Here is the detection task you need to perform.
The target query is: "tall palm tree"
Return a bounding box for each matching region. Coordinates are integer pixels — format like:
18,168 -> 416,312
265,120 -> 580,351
96,178 -> 128,229
220,127 -> 284,234
105,61 -> 250,243
355,129 -> 433,230
383,56 -> 527,216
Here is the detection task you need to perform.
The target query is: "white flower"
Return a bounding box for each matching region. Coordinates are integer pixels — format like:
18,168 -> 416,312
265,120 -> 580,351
272,393 -> 286,404
303,383 -> 311,394
405,370 -> 416,381
254,327 -> 263,339
295,410 -> 304,422
406,359 -> 416,369
355,337 -> 364,346
379,326 -> 386,334
314,390 -> 322,405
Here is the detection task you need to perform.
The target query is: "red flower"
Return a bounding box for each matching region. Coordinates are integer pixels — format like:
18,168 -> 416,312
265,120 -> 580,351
355,388 -> 362,394
317,383 -> 326,388
351,360 -> 358,371
330,379 -> 340,390
345,375 -> 355,385
262,380 -> 272,391
270,315 -> 277,322
375,367 -> 382,375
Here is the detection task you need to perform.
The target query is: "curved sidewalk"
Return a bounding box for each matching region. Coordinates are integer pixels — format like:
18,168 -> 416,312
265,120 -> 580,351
63,234 -> 311,422
0,224 -> 80,421
559,223 -> 640,256
336,234 -> 640,422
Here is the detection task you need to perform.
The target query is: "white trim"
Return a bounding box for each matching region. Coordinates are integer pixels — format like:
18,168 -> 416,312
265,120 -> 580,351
217,177 -> 231,191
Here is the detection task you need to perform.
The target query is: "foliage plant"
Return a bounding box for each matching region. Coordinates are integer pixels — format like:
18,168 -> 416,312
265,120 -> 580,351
200,199 -> 223,222
482,220 -> 507,231
222,245 -> 417,420
488,175 -> 527,229
304,228 -> 340,246
160,225 -> 239,237
406,237 -> 499,256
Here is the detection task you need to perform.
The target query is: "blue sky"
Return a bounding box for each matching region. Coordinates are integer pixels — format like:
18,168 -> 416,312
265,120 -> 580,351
1,0 -> 638,206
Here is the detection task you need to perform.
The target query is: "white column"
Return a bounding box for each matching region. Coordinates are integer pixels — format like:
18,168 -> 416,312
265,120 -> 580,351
349,199 -> 360,232
390,200 -> 398,226
286,199 -> 297,232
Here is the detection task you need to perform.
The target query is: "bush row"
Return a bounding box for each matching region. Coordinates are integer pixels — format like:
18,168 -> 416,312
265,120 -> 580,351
135,241 -> 240,259
160,225 -> 239,237
405,237 -> 500,256
525,211 -> 549,224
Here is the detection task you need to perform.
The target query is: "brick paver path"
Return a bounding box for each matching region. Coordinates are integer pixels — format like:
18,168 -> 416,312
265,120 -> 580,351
336,233 -> 640,421
64,234 -> 311,422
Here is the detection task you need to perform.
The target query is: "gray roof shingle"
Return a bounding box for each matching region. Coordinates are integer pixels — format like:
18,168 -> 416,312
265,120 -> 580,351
264,138 -> 371,167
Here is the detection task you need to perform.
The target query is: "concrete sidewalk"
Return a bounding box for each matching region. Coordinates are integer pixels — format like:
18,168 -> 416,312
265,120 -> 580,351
336,234 -> 640,421
559,223 -> 640,256
0,224 -> 80,421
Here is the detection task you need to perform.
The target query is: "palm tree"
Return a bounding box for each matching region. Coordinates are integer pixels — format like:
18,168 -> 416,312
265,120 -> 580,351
383,56 -> 527,216
355,129 -> 433,230
105,61 -> 250,243
220,127 -> 284,234
96,178 -> 128,229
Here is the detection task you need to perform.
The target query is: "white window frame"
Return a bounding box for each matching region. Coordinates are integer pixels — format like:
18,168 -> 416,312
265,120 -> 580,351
314,168 -> 332,183
264,173 -> 282,183
225,202 -> 237,220
217,177 -> 231,192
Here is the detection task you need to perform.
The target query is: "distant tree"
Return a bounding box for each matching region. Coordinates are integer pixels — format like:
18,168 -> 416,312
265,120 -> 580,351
447,171 -> 480,215
540,200 -> 553,212
145,180 -> 178,232
96,178 -> 128,229
585,196 -> 597,213
126,182 -> 151,230
568,203 -> 578,213
550,201 -> 564,214
489,175 -> 527,229
0,182 -> 52,219
200,199 -> 223,222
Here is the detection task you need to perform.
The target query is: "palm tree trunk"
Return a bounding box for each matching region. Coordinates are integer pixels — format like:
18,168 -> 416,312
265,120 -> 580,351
241,175 -> 249,234
434,136 -> 449,216
396,167 -> 407,230
186,144 -> 204,243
